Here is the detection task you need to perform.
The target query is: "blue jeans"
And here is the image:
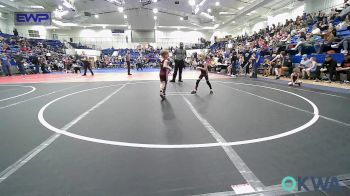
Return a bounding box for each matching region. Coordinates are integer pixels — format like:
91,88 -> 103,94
2,64 -> 11,76
17,64 -> 26,75
34,64 -> 40,74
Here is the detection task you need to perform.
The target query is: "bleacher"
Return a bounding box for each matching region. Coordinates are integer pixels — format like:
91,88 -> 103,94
68,42 -> 92,49
101,48 -> 160,66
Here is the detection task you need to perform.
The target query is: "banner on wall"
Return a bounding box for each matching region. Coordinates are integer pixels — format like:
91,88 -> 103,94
15,12 -> 52,26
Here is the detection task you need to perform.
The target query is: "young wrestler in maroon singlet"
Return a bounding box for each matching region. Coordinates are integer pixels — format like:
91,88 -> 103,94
191,53 -> 213,94
159,50 -> 172,100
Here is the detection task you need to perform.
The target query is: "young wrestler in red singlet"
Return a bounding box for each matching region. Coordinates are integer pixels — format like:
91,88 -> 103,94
159,50 -> 172,100
191,53 -> 213,94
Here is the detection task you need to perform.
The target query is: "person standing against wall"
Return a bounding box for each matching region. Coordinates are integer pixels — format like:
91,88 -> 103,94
125,50 -> 132,75
14,51 -> 26,75
0,54 -> 12,76
81,51 -> 94,76
170,42 -> 186,82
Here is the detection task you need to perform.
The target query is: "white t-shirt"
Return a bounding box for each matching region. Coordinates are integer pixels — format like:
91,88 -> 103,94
300,59 -> 312,68
311,28 -> 321,35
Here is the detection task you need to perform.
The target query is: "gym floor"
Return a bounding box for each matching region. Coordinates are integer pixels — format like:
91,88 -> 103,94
0,71 -> 349,196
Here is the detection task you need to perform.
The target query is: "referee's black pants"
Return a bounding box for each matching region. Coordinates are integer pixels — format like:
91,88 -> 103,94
172,60 -> 184,81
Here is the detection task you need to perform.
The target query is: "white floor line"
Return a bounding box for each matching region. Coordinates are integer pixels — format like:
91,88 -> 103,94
167,93 -> 193,96
0,85 -> 36,102
0,84 -> 126,184
0,85 -> 81,110
216,82 -> 350,128
182,96 -> 265,195
289,87 -> 347,99
242,80 -> 349,99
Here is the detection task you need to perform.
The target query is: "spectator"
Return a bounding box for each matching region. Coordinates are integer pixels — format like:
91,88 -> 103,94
14,51 -> 26,75
283,53 -> 293,76
302,57 -> 318,79
319,55 -> 337,82
338,3 -> 350,20
336,15 -> 350,30
13,28 -> 19,37
336,54 -> 350,82
262,56 -> 271,77
271,51 -> 285,80
298,54 -> 312,78
0,54 -> 12,76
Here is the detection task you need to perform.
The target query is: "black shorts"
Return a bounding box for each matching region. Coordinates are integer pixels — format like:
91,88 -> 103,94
292,75 -> 298,82
199,73 -> 209,81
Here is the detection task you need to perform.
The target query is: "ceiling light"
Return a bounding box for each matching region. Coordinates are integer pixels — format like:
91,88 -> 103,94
53,10 -> 69,18
195,6 -> 199,14
0,5 -> 5,8
200,12 -> 214,20
199,0 -> 207,6
194,28 -> 197,30
95,14 -> 99,18
124,15 -> 127,19
207,8 -> 211,13
180,17 -> 184,21
232,21 -> 236,23
238,7 -> 244,10
52,20 -> 78,26
29,5 -> 45,9
118,7 -> 124,13
189,0 -> 196,6
63,0 -> 74,9
154,15 -> 157,20
251,10 -> 257,13
215,1 -> 220,6
153,8 -> 158,14
152,0 -> 158,2
246,13 -> 251,16
103,25 -> 106,29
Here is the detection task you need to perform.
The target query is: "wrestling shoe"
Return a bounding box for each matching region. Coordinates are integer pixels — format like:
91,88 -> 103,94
331,44 -> 339,48
191,90 -> 197,94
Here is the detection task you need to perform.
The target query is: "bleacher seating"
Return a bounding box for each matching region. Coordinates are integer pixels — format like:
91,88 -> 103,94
68,42 -> 92,49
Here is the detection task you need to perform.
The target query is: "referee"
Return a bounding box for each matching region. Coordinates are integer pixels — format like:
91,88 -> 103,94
125,50 -> 132,75
170,42 -> 186,82
81,51 -> 94,76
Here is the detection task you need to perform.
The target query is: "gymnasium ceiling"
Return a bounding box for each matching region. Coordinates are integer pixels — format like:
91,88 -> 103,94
0,0 -> 305,32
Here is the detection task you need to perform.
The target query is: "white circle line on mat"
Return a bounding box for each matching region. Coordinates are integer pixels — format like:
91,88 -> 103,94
38,82 -> 319,149
0,85 -> 36,102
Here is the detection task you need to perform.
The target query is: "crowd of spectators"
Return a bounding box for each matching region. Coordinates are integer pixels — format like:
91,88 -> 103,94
2,2 -> 350,84
98,46 -> 164,69
0,33 -> 95,76
196,1 -> 350,83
